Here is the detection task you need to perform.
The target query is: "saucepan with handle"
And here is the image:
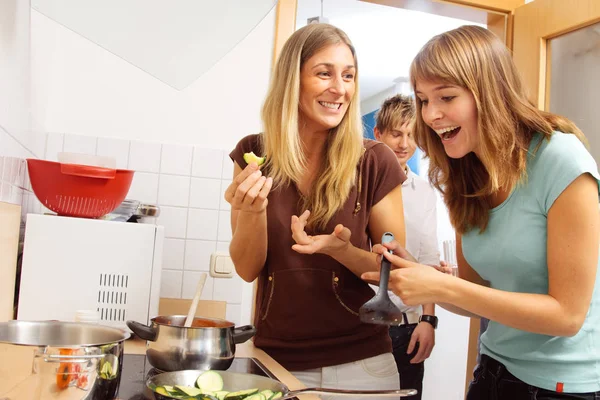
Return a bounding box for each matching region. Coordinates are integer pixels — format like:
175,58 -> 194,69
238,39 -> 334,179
127,316 -> 256,372
146,370 -> 417,399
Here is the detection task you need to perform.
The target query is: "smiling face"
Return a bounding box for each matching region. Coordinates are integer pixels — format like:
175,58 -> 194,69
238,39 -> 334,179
374,121 -> 416,170
415,79 -> 479,159
298,43 -> 356,135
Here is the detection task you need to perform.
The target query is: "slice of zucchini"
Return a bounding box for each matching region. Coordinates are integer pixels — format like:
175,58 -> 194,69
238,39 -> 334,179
175,385 -> 203,397
196,370 -> 224,392
224,388 -> 259,400
244,394 -> 266,400
214,390 -> 230,400
269,392 -> 283,400
258,390 -> 273,400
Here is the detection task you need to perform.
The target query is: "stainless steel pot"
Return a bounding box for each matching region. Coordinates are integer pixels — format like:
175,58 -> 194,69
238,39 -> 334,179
127,316 -> 256,372
0,320 -> 130,400
146,370 -> 418,400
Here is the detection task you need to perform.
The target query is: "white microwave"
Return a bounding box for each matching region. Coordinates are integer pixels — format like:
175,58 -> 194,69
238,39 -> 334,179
17,214 -> 164,330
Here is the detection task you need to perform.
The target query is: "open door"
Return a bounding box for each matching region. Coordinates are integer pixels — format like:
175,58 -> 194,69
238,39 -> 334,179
513,0 -> 600,161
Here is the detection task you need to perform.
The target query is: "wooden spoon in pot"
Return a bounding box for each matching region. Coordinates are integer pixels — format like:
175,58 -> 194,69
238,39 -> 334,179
184,272 -> 207,328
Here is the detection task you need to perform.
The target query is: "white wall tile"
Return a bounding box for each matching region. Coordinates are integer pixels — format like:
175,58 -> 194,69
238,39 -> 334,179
129,141 -> 162,173
213,274 -> 244,304
163,238 -> 185,270
158,206 -> 188,239
181,271 -> 214,301
127,172 -> 159,204
218,210 -> 232,242
23,165 -> 32,191
1,157 -> 13,184
0,183 -> 11,204
9,187 -> 23,206
187,209 -> 219,240
192,148 -> 223,179
225,304 -> 242,326
96,137 -> 130,169
189,178 -> 221,210
216,242 -> 230,253
221,152 -> 234,179
220,180 -> 231,211
45,133 -> 64,161
0,157 -> 4,183
14,158 -> 26,188
160,269 -> 183,298
63,134 -> 97,155
184,240 -> 216,271
158,174 -> 190,207
161,143 -> 193,176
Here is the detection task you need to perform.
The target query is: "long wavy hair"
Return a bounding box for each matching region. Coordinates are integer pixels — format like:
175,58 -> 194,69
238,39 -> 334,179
410,25 -> 586,234
261,23 -> 364,231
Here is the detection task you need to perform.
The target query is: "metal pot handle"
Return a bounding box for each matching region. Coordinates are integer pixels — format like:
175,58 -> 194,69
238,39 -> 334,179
232,325 -> 256,344
126,320 -> 157,341
42,354 -> 106,363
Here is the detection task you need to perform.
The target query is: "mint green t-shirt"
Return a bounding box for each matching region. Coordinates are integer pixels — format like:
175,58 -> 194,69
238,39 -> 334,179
462,132 -> 600,393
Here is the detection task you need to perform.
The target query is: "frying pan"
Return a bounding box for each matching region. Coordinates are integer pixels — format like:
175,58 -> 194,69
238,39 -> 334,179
146,370 -> 417,399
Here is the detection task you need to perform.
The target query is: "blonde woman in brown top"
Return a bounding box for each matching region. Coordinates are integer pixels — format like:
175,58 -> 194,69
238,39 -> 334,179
225,24 -> 407,395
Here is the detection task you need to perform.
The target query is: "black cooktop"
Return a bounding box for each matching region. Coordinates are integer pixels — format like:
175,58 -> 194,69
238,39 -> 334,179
117,355 -> 277,400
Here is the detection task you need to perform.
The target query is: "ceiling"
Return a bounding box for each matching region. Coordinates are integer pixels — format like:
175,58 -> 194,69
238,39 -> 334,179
296,0 -> 487,101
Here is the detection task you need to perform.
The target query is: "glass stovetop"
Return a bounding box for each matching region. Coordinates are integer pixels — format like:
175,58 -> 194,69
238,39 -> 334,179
117,355 -> 278,400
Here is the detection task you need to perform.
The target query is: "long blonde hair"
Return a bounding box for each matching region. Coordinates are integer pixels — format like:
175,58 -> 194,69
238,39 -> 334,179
410,25 -> 586,234
261,23 -> 364,231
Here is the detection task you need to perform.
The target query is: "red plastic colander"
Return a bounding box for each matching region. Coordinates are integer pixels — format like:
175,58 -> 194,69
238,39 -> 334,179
26,159 -> 135,218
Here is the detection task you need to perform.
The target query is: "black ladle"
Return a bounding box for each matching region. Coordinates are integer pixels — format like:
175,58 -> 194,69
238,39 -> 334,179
359,232 -> 406,325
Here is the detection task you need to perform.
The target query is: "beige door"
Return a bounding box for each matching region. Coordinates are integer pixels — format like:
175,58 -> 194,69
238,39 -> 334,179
513,0 -> 600,160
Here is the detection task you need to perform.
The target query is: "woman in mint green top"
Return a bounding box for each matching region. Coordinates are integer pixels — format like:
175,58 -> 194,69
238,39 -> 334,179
362,26 -> 600,399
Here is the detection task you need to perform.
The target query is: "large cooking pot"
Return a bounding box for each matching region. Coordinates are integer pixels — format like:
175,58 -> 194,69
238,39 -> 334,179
126,316 -> 256,372
0,320 -> 130,400
146,370 -> 418,399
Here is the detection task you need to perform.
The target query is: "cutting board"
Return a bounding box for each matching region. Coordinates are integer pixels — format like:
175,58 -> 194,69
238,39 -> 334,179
0,201 -> 20,322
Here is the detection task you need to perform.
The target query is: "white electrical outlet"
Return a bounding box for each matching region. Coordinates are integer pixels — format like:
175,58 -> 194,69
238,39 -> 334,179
209,252 -> 234,278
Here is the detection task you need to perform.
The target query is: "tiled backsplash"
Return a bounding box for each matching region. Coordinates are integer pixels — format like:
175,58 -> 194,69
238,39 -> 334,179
14,132 -> 250,326
0,157 -> 27,206
0,157 -> 42,222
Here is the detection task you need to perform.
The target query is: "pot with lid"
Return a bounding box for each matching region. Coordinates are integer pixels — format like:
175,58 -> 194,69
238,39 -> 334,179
0,320 -> 130,400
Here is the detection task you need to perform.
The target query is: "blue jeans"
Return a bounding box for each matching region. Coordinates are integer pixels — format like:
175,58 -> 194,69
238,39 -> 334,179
467,355 -> 600,400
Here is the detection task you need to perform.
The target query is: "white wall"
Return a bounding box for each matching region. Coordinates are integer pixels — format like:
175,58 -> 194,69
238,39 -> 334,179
0,0 -> 44,160
31,8 -> 275,151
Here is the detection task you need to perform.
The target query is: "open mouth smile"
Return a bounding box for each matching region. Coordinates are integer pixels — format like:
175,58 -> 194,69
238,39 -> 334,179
319,101 -> 342,110
435,126 -> 461,141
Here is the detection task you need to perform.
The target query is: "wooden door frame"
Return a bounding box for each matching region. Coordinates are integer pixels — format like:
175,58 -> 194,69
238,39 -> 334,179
512,0 -> 600,109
